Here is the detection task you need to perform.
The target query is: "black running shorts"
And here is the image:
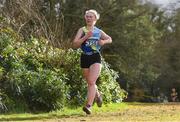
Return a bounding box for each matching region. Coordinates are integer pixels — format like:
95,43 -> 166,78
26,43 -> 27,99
80,53 -> 101,68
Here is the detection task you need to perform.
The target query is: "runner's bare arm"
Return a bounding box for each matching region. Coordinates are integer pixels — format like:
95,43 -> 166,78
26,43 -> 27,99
99,30 -> 112,46
73,28 -> 93,48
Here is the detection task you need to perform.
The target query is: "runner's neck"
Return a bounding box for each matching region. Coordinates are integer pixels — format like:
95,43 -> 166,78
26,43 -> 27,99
86,26 -> 95,31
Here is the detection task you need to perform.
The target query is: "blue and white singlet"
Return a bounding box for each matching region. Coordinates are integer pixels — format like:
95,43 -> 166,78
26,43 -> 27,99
81,26 -> 101,55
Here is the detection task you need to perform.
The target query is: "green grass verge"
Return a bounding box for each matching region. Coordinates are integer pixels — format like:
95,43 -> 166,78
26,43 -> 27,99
0,102 -> 127,121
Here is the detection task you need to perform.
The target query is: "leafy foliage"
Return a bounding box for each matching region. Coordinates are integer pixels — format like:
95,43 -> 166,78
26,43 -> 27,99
0,25 -> 126,112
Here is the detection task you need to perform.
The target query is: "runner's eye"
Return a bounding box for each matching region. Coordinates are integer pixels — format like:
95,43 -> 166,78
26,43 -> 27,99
86,15 -> 93,19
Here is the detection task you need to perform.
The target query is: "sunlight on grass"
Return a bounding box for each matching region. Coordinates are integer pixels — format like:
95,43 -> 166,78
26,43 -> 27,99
1,103 -> 180,122
0,103 -> 127,121
93,102 -> 127,113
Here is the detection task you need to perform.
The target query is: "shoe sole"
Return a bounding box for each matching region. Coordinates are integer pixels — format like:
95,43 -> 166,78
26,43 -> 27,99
83,107 -> 91,114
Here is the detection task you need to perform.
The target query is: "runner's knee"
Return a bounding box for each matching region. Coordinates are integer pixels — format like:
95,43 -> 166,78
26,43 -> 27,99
88,80 -> 96,86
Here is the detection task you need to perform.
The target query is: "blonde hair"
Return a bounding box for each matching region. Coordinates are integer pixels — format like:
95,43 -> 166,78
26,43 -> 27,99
85,9 -> 100,20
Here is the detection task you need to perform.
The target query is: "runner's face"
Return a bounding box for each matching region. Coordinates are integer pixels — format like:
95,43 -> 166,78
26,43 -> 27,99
85,12 -> 97,26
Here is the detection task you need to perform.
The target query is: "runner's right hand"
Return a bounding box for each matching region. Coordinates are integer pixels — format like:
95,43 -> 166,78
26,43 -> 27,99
84,31 -> 93,40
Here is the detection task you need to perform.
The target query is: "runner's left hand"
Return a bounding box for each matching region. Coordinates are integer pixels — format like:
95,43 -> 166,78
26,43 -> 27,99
98,40 -> 105,46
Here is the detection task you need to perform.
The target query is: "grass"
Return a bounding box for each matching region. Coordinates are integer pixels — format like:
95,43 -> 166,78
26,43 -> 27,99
1,102 -> 180,122
0,103 -> 127,121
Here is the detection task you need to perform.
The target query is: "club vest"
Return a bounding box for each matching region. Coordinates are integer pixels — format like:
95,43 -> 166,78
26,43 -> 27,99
81,26 -> 101,55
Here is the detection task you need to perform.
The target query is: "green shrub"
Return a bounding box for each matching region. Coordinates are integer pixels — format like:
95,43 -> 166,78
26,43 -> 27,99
0,33 -> 13,52
62,49 -> 87,106
57,49 -> 127,106
6,65 -> 69,111
0,90 -> 8,113
99,59 -> 127,103
0,66 -> 4,81
0,31 -> 127,112
0,34 -> 69,111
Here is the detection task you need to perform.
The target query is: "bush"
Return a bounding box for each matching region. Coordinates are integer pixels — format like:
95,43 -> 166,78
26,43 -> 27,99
0,34 -> 69,111
0,30 -> 127,112
0,90 -> 8,113
57,49 -> 127,105
60,49 -> 87,106
6,67 -> 69,111
99,59 -> 127,103
5,57 -> 69,111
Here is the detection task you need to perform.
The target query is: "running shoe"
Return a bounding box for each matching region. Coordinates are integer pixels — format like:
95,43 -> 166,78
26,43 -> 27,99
96,94 -> 102,107
83,106 -> 91,114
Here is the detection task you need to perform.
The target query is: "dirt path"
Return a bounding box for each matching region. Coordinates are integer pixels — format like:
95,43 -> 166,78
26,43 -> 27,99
8,103 -> 180,122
